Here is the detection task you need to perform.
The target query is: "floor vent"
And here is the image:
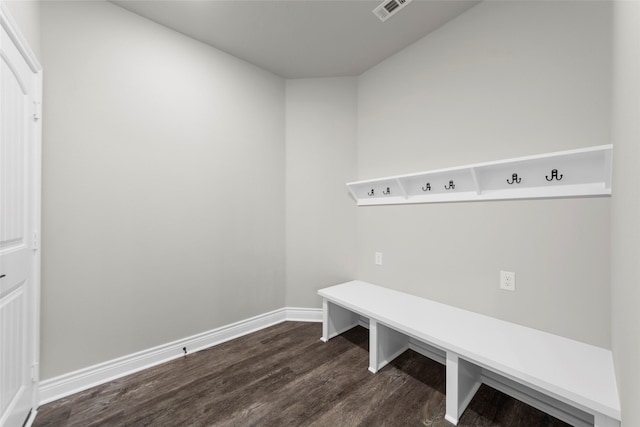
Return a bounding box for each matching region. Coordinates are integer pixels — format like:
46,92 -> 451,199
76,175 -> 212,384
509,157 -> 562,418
373,0 -> 412,22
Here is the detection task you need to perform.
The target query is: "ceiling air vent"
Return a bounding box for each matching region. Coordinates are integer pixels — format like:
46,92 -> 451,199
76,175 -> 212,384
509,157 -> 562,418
373,0 -> 412,22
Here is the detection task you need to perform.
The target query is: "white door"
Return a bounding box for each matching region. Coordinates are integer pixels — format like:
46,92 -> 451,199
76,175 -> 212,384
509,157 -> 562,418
0,5 -> 42,427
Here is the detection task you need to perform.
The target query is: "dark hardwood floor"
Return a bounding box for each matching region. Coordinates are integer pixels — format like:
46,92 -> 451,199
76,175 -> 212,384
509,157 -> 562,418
34,322 -> 570,426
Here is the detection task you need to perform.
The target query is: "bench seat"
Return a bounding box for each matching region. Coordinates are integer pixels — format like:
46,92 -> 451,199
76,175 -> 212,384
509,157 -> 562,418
318,280 -> 620,427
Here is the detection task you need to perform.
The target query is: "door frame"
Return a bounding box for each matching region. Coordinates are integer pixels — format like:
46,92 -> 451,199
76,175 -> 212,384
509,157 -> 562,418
0,1 -> 42,421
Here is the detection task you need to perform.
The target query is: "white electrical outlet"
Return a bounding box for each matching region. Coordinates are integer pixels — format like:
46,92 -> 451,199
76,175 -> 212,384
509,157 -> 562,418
375,252 -> 383,265
500,271 -> 515,291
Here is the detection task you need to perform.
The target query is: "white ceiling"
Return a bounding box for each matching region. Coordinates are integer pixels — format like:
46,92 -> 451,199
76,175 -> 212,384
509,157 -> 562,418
111,0 -> 479,79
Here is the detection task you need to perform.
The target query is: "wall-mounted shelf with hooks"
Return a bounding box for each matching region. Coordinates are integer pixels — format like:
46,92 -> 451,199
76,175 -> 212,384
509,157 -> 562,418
347,145 -> 612,206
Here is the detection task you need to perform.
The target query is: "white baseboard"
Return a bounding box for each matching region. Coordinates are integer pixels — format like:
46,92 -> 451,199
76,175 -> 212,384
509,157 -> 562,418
409,339 -> 446,365
481,370 -> 593,427
23,408 -> 37,427
284,307 -> 323,322
39,307 -> 322,405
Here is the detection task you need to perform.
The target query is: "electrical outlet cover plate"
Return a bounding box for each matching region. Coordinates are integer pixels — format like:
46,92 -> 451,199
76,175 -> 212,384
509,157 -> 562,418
375,252 -> 383,265
500,271 -> 515,291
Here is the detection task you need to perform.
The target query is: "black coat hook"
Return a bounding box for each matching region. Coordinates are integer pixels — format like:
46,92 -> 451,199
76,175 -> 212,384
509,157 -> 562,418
545,169 -> 563,181
367,189 -> 375,196
507,173 -> 522,185
444,180 -> 455,190
422,183 -> 431,191
382,187 -> 391,195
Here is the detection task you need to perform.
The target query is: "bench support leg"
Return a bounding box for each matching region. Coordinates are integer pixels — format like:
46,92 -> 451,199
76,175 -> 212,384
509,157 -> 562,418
594,414 -> 621,427
445,352 -> 482,425
369,319 -> 409,373
321,299 -> 359,342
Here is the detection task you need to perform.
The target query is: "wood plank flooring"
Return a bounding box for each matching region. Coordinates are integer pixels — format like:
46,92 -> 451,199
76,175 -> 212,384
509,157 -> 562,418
34,322 -> 570,426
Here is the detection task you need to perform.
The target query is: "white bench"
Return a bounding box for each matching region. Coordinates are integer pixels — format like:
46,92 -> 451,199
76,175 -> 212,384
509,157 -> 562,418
318,281 -> 620,427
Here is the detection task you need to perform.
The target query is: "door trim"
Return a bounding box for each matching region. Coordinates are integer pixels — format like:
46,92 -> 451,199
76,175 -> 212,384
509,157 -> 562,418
0,3 -> 41,72
0,0 -> 43,413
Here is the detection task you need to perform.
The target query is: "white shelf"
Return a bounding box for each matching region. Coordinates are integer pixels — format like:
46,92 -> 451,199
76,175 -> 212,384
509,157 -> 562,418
347,145 -> 612,206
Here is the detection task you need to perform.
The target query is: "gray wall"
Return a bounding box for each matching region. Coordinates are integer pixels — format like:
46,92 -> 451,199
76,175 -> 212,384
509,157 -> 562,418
285,78 -> 357,307
39,1 -> 285,379
611,1 -> 640,425
355,0 -> 612,348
